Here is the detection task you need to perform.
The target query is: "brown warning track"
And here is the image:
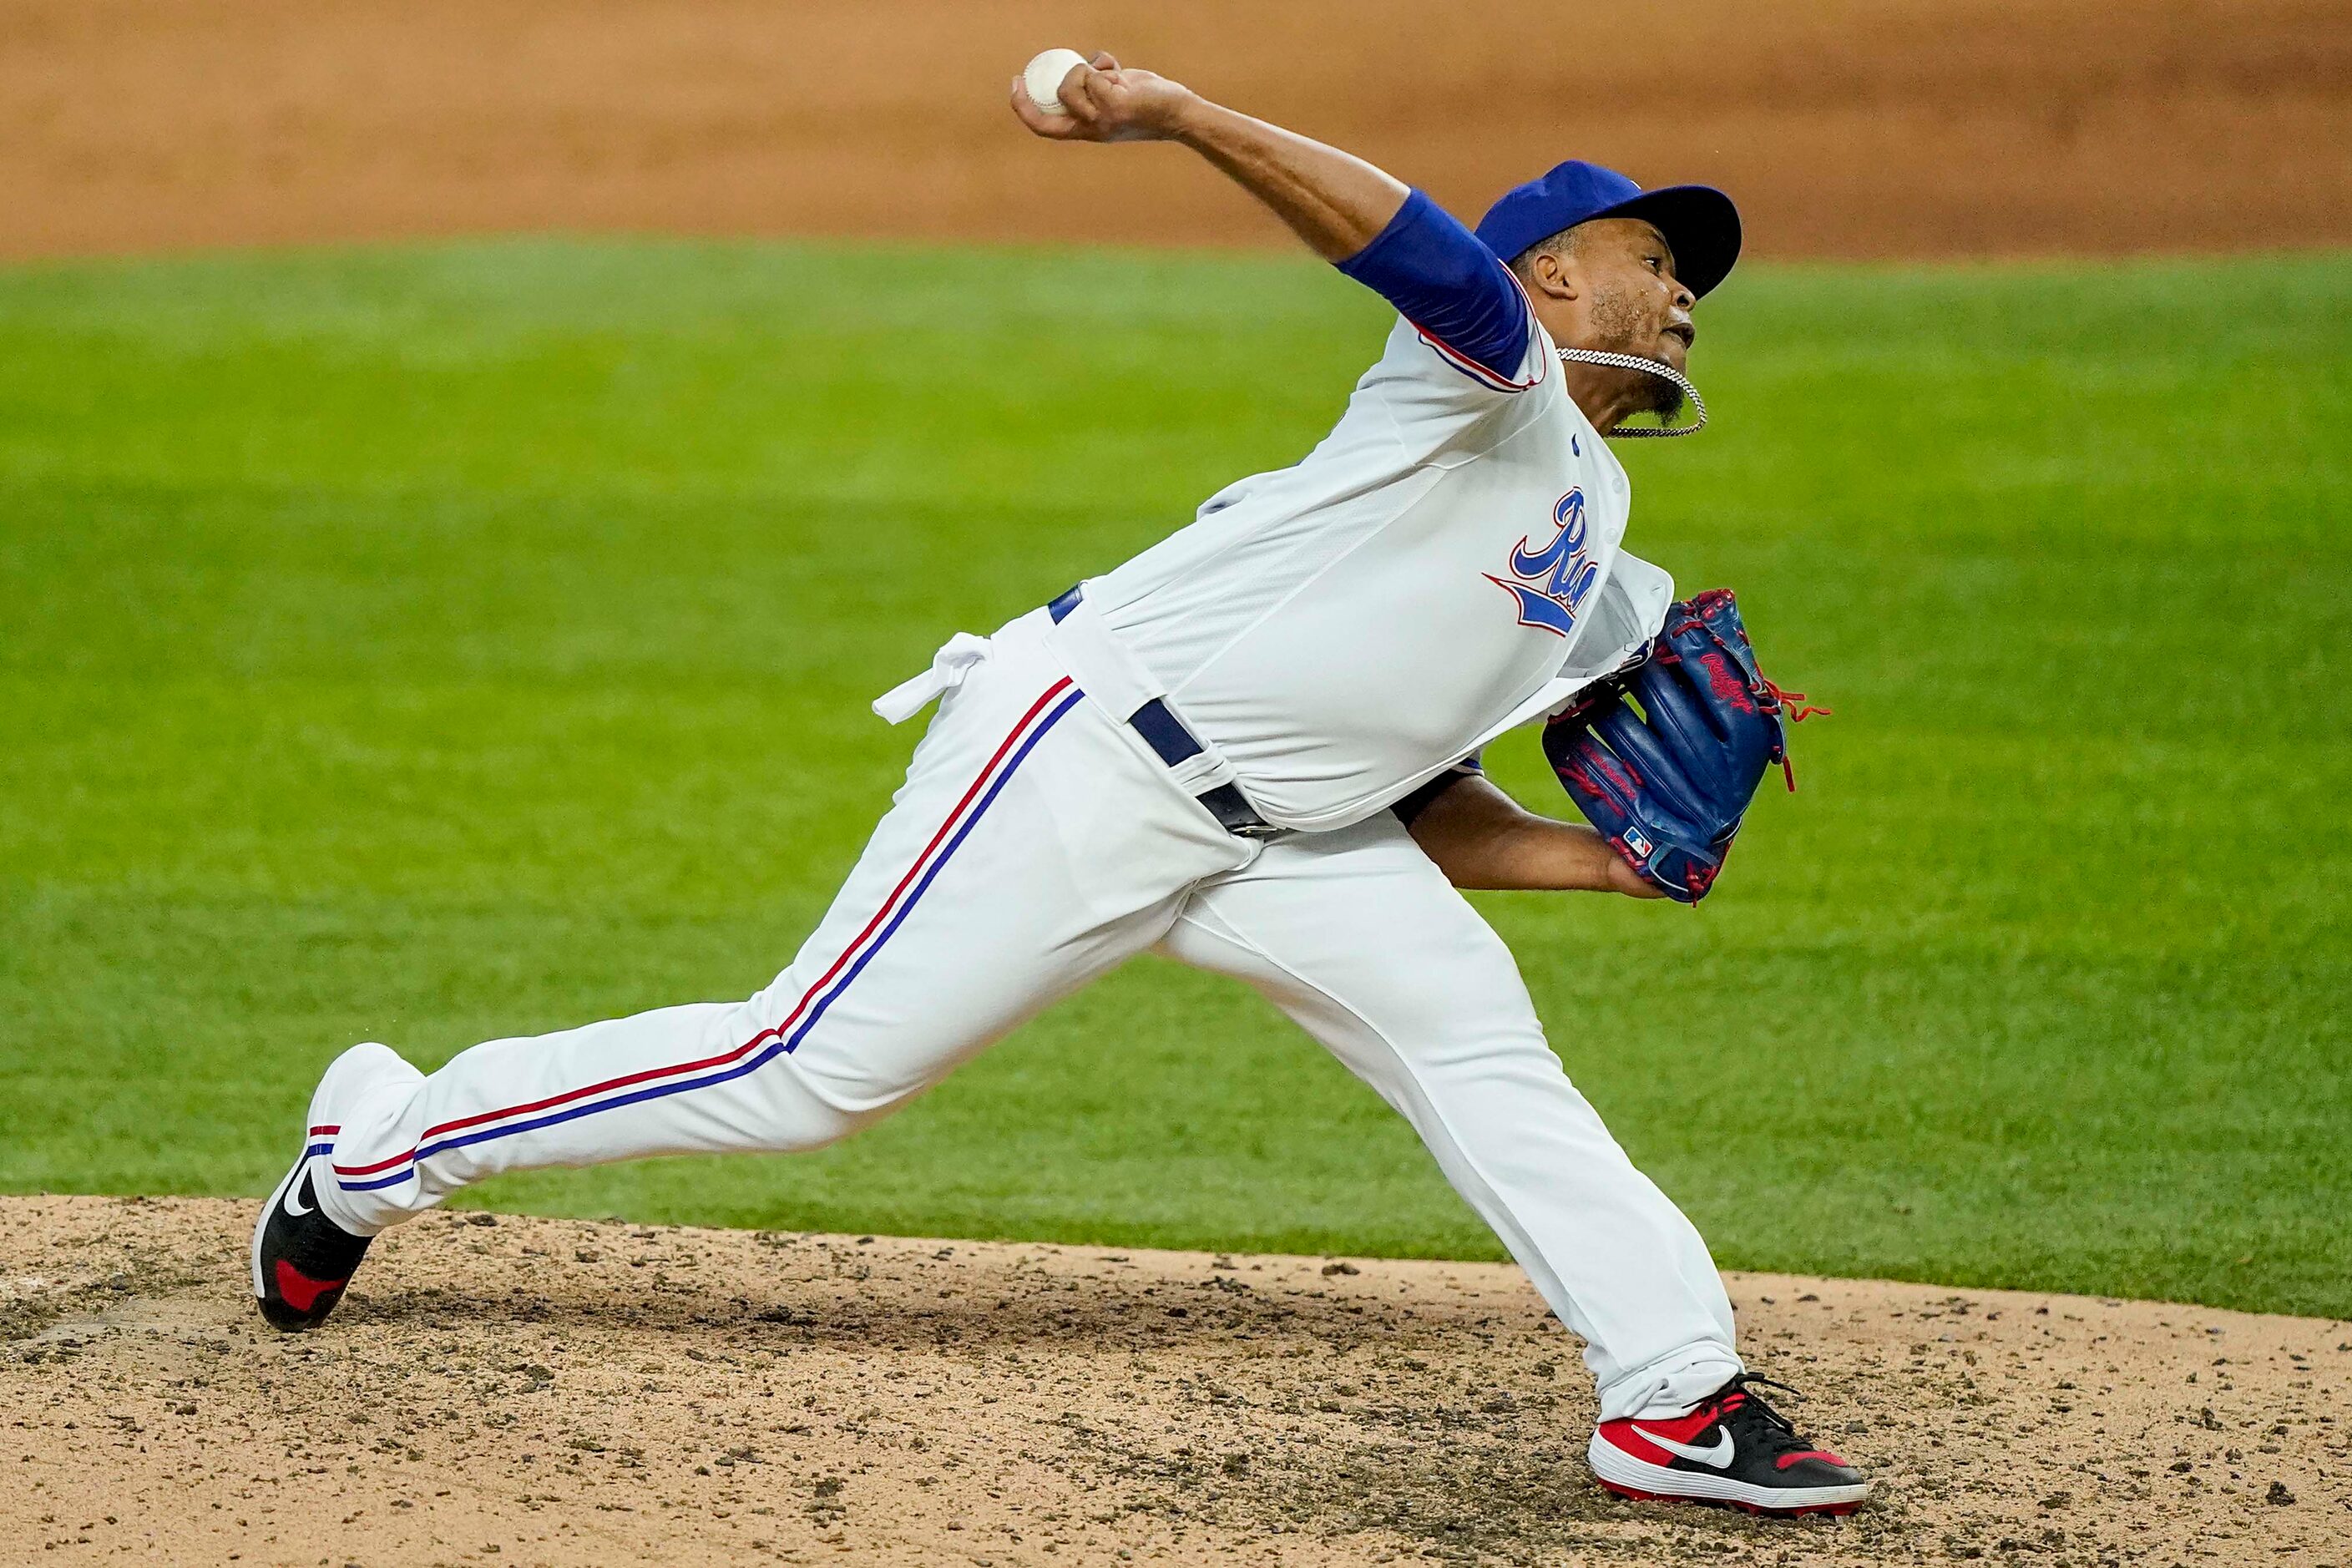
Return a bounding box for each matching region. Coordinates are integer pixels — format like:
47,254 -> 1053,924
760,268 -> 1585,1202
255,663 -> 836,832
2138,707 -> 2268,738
3,1196 -> 2346,1565
3,0 -> 2349,263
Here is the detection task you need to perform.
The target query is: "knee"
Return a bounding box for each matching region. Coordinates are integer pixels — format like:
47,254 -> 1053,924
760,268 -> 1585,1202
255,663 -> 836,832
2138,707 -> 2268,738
731,1051 -> 910,1153
1377,969 -> 1557,1081
741,1086 -> 867,1153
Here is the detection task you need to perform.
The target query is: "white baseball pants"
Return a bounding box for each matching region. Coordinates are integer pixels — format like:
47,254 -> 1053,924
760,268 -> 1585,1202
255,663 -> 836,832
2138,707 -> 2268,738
313,609 -> 1742,1420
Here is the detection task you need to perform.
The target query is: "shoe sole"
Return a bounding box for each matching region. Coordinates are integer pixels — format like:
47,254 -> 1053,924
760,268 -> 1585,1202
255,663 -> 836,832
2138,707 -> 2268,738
1588,1431 -> 1869,1516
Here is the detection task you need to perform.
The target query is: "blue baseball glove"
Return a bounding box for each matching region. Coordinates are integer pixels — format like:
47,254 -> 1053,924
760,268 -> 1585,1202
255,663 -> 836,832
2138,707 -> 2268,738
1541,589 -> 1824,904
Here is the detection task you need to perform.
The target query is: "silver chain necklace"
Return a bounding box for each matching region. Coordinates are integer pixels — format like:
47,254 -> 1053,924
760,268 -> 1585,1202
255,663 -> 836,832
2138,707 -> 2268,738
1555,347 -> 1707,438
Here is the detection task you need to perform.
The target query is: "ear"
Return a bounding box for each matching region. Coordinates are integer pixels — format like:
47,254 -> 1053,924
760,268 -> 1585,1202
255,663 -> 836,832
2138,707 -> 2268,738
1524,249 -> 1579,302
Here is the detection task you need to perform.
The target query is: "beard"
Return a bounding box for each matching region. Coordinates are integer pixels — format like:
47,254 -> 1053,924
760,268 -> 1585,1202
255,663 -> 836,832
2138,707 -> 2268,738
1586,286 -> 1687,421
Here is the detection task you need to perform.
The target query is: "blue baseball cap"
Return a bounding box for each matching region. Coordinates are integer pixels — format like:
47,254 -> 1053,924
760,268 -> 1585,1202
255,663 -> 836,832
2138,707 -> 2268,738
1474,159 -> 1742,298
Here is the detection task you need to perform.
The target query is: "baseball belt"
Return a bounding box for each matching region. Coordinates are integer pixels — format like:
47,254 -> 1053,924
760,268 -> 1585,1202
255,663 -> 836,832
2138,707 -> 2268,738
1046,585 -> 1279,841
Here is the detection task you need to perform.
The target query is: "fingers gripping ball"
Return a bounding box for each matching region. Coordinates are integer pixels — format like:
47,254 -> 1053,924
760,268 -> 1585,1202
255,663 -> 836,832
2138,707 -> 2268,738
1542,589 -> 1827,903
1022,48 -> 1093,115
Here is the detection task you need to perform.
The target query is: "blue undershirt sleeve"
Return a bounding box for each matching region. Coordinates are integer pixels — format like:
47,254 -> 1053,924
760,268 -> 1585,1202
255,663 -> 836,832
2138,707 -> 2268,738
1336,189 -> 1535,388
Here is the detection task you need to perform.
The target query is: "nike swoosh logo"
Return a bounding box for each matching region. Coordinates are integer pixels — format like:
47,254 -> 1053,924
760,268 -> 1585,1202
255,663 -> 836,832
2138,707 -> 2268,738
282,1173 -> 314,1217
1644,1428 -> 1735,1468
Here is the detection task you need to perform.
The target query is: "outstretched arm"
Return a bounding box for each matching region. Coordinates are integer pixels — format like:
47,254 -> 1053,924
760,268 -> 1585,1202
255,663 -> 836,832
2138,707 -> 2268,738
1402,776 -> 1665,897
1012,53 -> 1405,260
1013,54 -> 1531,382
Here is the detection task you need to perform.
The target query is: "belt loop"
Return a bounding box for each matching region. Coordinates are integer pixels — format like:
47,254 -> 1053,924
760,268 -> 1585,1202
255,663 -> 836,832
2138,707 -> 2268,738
1041,585 -> 1277,840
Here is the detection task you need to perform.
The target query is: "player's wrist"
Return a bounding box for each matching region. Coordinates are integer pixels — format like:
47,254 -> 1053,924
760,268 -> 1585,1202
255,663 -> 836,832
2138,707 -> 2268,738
1550,822 -> 1660,898
1163,91 -> 1232,147
1604,854 -> 1667,899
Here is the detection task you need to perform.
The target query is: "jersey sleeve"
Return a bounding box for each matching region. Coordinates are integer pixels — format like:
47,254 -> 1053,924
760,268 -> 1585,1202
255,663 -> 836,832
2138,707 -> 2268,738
1337,190 -> 1543,396
1389,751 -> 1486,828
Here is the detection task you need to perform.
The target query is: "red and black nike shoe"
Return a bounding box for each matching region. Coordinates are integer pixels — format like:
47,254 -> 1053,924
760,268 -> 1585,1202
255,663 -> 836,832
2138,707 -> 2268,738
251,1161 -> 372,1331
1589,1375 -> 1869,1516
250,1041 -> 418,1330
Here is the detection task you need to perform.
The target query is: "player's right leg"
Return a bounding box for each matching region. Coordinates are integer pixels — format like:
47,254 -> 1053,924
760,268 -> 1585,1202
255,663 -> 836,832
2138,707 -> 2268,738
270,614 -> 1249,1288
1158,811 -> 1868,1515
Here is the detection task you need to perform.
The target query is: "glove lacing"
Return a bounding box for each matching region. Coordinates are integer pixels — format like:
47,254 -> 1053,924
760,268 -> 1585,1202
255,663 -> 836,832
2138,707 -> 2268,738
1758,679 -> 1832,791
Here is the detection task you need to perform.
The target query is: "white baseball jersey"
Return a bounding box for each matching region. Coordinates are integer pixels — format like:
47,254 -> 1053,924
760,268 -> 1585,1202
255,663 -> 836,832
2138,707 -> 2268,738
1085,307 -> 1674,832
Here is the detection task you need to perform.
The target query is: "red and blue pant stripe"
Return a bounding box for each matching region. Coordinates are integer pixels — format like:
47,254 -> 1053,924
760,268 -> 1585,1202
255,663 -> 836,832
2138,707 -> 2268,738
328,677 -> 1083,1194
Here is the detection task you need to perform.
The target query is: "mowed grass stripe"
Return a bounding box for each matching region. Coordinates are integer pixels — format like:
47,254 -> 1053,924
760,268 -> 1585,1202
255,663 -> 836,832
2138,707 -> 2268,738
1,241 -> 2345,1315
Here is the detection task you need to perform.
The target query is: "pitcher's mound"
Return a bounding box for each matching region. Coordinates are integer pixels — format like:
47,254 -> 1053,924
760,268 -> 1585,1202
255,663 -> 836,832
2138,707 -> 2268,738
1,1196 -> 2342,1565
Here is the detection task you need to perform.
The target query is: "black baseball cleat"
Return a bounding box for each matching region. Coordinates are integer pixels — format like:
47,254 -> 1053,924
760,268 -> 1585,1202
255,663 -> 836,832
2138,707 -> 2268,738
251,1160 -> 372,1331
250,1041 -> 416,1331
1588,1374 -> 1869,1516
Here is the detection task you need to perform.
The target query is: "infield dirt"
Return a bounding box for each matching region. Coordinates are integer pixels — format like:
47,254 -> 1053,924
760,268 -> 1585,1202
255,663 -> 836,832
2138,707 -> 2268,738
3,1196 -> 2346,1566
3,0 -> 2349,261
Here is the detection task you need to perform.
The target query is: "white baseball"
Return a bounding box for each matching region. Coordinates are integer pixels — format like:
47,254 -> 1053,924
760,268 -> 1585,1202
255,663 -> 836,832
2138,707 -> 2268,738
1022,48 -> 1092,117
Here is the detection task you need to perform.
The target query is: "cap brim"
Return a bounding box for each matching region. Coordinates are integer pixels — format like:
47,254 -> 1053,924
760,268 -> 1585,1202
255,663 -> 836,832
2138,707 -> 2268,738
1589,185 -> 1742,298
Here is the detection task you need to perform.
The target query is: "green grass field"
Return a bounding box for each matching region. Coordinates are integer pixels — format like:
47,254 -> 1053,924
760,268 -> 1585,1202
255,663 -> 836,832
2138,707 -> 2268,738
3,240 -> 2346,1318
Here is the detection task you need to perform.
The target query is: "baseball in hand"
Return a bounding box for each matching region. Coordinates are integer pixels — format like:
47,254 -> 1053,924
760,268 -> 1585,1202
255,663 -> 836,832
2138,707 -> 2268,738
1022,48 -> 1092,116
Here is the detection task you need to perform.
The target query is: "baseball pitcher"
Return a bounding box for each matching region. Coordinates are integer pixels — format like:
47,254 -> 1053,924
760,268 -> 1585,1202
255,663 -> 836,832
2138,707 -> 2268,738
253,53 -> 1866,1515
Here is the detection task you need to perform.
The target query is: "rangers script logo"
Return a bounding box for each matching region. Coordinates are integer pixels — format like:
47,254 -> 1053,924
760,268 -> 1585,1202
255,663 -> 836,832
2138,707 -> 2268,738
1488,488 -> 1600,637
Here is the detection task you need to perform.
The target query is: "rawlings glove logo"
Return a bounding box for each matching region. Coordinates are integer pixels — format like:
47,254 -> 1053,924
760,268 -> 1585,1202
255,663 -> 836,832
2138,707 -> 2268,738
1488,489 -> 1601,638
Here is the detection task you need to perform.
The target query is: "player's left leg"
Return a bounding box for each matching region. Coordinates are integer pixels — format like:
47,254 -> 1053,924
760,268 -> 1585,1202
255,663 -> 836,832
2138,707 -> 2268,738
255,617 -> 1252,1328
1158,811 -> 1867,1514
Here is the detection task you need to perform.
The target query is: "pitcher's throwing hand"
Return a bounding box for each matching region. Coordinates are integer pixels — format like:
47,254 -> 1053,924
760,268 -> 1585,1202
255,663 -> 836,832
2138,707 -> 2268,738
1011,52 -> 1196,143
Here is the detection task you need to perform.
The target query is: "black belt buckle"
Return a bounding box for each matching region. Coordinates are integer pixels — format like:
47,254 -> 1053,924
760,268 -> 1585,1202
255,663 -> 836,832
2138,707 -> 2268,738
1197,781 -> 1280,840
